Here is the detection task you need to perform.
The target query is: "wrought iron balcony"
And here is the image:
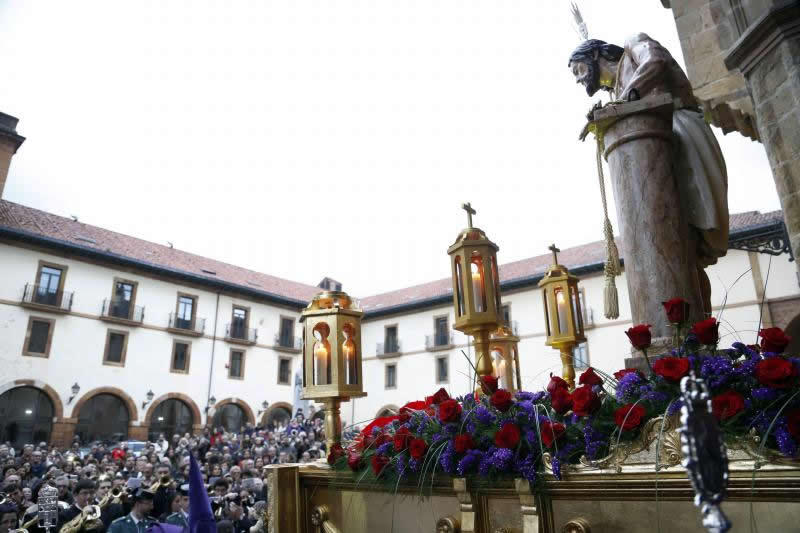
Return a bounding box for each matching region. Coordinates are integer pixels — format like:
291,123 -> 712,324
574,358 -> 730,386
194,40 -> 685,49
274,333 -> 302,352
101,299 -> 145,324
168,313 -> 206,336
21,283 -> 73,313
226,323 -> 258,345
377,340 -> 402,356
425,333 -> 454,351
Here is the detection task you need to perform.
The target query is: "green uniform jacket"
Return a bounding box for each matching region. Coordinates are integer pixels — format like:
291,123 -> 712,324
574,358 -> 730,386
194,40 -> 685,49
108,514 -> 155,533
165,512 -> 189,529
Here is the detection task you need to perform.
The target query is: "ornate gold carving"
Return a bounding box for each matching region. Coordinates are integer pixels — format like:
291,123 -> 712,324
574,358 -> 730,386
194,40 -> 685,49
656,428 -> 683,469
493,528 -> 520,533
562,518 -> 591,533
435,516 -> 461,533
310,505 -> 340,533
728,428 -> 800,468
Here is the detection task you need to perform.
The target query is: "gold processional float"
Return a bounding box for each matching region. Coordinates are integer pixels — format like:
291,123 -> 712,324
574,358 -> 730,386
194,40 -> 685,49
264,205 -> 800,533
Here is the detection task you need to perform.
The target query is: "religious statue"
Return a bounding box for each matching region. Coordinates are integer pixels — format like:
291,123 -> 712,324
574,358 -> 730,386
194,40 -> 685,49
567,31 -> 729,341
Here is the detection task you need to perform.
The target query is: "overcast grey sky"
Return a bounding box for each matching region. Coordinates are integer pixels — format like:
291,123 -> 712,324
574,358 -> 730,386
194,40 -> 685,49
0,1 -> 778,298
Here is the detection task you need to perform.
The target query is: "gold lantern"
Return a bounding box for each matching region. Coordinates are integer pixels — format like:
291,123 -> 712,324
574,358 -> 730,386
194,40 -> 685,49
300,291 -> 366,454
489,324 -> 521,392
537,244 -> 586,389
448,203 -> 503,386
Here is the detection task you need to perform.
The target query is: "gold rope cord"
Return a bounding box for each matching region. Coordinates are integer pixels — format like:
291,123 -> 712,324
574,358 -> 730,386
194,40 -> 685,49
596,133 -> 621,320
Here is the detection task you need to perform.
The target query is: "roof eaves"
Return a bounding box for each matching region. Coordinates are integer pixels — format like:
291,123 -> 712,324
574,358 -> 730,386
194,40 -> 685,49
0,225 -> 308,310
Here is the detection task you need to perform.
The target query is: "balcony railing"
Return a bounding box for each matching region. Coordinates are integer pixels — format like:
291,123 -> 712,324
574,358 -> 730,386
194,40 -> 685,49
377,340 -> 402,356
22,283 -> 73,312
425,333 -> 454,351
101,299 -> 144,324
226,323 -> 258,344
168,313 -> 206,335
274,333 -> 302,352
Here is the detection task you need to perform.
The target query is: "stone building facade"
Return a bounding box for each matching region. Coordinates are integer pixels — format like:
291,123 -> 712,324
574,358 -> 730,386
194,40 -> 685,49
662,0 -> 800,273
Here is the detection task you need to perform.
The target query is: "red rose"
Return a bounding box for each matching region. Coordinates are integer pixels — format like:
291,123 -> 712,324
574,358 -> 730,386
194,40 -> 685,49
787,409 -> 800,440
398,400 -> 428,423
453,434 -> 475,453
571,385 -> 600,416
480,375 -> 499,394
438,398 -> 462,423
490,389 -> 513,412
653,357 -> 691,382
427,387 -> 450,405
614,403 -> 646,431
579,367 -> 604,386
327,443 -> 345,465
371,454 -> 389,475
550,387 -> 573,415
360,415 -> 399,440
613,368 -> 639,381
759,328 -> 792,354
347,451 -> 363,470
494,423 -> 521,449
393,427 -> 412,452
691,318 -> 720,345
625,324 -> 652,351
711,390 -> 745,421
547,374 -> 569,394
754,357 -> 798,389
409,438 -> 428,460
662,298 -> 689,324
539,420 -> 566,448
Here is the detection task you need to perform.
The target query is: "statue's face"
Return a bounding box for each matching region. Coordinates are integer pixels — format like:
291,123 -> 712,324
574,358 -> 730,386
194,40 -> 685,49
570,59 -> 600,97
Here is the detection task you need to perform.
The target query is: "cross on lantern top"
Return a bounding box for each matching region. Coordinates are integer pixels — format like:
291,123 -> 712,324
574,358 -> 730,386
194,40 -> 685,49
549,243 -> 561,265
462,202 -> 476,228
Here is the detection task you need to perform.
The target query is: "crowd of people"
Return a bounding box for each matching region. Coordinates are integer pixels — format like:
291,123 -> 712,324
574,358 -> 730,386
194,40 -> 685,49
0,412 -> 330,533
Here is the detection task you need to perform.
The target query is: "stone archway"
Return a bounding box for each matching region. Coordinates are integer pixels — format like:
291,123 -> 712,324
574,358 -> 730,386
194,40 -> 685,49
0,381 -> 61,448
375,404 -> 399,419
0,379 -> 63,419
261,402 -> 293,428
71,387 -> 141,441
207,398 -> 255,427
144,393 -> 203,437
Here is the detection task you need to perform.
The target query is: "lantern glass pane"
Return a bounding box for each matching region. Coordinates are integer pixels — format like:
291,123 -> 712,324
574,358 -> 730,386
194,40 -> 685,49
542,290 -> 551,337
570,285 -> 584,336
492,349 -> 507,389
312,323 -> 332,385
343,323 -> 358,385
555,287 -> 568,335
470,253 -> 487,313
491,255 -> 502,314
454,257 -> 465,317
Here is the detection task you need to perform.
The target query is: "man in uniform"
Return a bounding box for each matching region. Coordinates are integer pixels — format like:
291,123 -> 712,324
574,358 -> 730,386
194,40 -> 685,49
0,502 -> 17,533
164,486 -> 189,529
108,489 -> 154,533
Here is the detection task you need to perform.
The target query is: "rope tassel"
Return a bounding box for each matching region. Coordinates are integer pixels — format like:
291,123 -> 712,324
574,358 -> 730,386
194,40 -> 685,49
597,138 -> 621,319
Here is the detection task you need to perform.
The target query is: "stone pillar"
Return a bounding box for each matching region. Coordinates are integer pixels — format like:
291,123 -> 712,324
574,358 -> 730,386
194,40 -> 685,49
128,424 -> 149,441
726,1 -> 800,272
592,95 -> 705,343
0,112 -> 26,199
51,419 -> 76,448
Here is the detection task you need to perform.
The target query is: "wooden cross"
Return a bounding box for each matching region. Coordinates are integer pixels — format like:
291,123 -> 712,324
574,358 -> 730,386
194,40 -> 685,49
549,243 -> 560,265
462,202 -> 476,227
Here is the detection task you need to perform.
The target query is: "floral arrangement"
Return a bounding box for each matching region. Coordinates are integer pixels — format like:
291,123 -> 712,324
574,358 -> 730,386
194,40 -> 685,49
329,298 -> 796,489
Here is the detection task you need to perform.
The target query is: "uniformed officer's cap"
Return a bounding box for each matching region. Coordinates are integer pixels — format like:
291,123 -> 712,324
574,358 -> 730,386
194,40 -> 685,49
177,484 -> 189,496
133,488 -> 155,502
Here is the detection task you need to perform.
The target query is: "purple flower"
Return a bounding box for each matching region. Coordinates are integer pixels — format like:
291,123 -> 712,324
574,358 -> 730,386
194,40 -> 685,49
456,449 -> 483,476
514,455 -> 537,485
394,454 -> 406,476
667,399 -> 683,417
408,458 -> 421,472
616,372 -> 644,402
583,421 -> 607,461
751,387 -> 781,402
700,356 -> 733,389
439,441 -> 456,474
376,442 -> 392,455
490,448 -> 513,471
478,448 -> 495,476
466,421 -> 477,434
775,423 -> 798,457
551,455 -> 562,480
475,405 -> 496,425
516,391 -> 546,403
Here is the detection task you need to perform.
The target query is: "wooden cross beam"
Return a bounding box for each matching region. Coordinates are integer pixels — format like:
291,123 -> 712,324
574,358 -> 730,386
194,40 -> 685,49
549,243 -> 560,265
462,202 -> 476,228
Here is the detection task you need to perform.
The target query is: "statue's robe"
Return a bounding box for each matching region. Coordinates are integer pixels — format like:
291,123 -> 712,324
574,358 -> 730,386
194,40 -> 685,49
616,33 -> 729,267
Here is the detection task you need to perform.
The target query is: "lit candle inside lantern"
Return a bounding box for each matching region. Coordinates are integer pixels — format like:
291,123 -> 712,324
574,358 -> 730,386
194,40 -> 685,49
343,339 -> 357,385
556,288 -> 568,334
493,350 -> 507,389
314,341 -> 330,385
471,261 -> 484,312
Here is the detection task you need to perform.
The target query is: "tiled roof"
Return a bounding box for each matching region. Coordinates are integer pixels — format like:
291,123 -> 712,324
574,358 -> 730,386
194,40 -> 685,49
0,200 -> 784,313
359,210 -> 785,313
0,200 -> 321,304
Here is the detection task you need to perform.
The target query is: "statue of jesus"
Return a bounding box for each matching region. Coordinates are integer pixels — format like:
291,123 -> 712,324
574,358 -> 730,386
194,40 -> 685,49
568,34 -> 729,315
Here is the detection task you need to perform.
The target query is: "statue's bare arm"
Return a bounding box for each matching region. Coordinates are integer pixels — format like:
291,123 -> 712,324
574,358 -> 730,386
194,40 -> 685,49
619,34 -> 670,102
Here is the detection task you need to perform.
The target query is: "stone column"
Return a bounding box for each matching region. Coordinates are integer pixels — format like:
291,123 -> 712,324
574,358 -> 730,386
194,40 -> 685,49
51,419 -> 77,448
0,112 -> 25,199
592,95 -> 705,343
726,1 -> 800,273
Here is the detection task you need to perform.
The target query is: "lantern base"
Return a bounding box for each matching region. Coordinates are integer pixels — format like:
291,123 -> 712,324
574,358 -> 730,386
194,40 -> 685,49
322,397 -> 343,455
555,344 -> 577,390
